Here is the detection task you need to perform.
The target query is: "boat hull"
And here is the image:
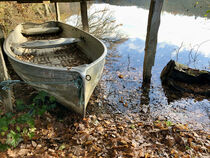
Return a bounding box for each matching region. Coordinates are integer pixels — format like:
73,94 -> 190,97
4,22 -> 107,115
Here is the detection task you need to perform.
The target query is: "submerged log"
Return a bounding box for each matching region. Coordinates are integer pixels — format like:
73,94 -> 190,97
161,60 -> 210,96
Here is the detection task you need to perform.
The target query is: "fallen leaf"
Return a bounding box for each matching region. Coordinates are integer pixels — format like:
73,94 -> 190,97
7,149 -> 17,157
119,96 -> 124,103
137,122 -> 144,126
31,141 -> 37,148
154,122 -> 164,129
124,102 -> 128,107
145,153 -> 150,158
85,140 -> 93,145
18,149 -> 29,156
181,154 -> 191,158
166,135 -> 175,147
59,143 -> 66,150
118,74 -> 123,79
171,149 -> 178,154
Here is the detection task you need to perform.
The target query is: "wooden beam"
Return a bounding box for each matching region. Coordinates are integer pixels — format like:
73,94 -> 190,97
0,29 -> 13,112
1,0 -> 93,3
54,2 -> 61,21
80,0 -> 89,32
143,0 -> 164,83
51,0 -> 92,2
17,0 -> 43,2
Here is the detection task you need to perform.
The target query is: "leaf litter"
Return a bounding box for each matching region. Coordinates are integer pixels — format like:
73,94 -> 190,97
0,104 -> 209,158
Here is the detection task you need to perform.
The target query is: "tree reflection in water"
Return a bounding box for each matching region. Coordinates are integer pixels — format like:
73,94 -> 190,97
67,6 -> 125,41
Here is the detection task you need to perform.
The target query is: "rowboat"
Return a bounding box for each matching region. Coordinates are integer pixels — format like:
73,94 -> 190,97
3,21 -> 107,116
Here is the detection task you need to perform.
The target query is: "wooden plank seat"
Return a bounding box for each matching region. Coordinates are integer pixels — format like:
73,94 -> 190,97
13,38 -> 81,49
21,22 -> 61,35
22,27 -> 61,35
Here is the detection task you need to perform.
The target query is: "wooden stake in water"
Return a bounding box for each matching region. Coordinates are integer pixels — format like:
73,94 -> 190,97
54,2 -> 61,21
143,0 -> 164,83
80,0 -> 89,32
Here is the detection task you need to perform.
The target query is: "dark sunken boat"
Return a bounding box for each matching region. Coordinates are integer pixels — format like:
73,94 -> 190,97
161,60 -> 210,97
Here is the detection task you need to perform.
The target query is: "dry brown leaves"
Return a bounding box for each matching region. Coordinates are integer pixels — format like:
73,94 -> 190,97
0,112 -> 209,157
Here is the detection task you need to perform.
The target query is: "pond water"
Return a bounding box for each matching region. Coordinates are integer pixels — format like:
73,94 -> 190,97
67,0 -> 210,131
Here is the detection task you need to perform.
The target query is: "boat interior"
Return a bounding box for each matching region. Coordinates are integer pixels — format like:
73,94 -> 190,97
9,22 -> 92,68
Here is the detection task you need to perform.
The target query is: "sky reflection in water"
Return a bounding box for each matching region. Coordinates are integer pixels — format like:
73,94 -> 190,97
94,4 -> 210,57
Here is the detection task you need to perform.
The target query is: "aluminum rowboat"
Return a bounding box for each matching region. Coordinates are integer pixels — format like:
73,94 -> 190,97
4,21 -> 107,116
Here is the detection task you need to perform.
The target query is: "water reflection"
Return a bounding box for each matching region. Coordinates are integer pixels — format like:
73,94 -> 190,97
107,35 -> 208,131
66,2 -> 209,130
103,37 -> 209,130
92,3 -> 210,58
140,82 -> 150,114
66,5 -> 124,40
98,0 -> 210,19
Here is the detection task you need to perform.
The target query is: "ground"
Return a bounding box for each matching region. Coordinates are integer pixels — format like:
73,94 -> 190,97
0,82 -> 209,157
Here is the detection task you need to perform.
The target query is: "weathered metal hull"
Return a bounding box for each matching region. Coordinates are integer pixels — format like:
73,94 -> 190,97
4,22 -> 107,116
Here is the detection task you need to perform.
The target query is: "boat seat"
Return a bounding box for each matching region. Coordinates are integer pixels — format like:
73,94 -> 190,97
14,38 -> 81,49
22,27 -> 61,35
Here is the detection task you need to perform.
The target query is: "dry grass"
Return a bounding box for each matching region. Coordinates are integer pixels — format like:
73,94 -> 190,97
0,2 -> 56,36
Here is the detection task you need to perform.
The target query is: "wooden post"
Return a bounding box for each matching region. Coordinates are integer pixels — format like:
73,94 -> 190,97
54,2 -> 60,21
0,29 -> 13,112
143,0 -> 164,83
140,82 -> 150,104
80,0 -> 89,32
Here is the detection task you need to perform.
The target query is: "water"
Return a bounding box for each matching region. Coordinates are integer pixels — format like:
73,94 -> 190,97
66,0 -> 210,130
